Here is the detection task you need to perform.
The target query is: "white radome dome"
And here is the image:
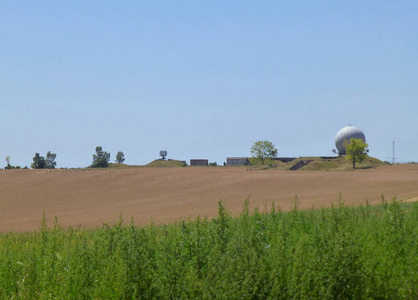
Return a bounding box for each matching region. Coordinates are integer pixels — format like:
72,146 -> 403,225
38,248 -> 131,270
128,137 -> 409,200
335,125 -> 366,154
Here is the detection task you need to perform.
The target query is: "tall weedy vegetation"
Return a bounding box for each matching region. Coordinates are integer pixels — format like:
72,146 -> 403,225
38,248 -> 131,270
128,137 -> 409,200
0,198 -> 416,299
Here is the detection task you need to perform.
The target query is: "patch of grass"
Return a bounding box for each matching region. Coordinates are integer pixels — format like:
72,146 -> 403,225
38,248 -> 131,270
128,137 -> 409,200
301,156 -> 384,171
246,156 -> 384,171
60,161 -> 187,171
107,163 -> 143,169
0,199 -> 416,298
248,157 -> 281,168
145,160 -> 187,168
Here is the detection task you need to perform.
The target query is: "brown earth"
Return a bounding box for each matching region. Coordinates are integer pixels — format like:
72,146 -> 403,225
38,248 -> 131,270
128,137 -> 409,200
1,164 -> 418,232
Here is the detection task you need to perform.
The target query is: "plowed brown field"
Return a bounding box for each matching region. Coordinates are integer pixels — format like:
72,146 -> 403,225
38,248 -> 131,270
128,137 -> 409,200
1,164 -> 417,232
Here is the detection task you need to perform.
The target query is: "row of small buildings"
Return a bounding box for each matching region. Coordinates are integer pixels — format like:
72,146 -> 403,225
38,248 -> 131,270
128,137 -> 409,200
190,157 -> 297,166
189,158 -> 250,166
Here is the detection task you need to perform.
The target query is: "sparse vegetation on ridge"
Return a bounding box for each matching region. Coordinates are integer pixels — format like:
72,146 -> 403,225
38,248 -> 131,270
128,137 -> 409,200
0,199 -> 416,299
145,160 -> 187,167
246,156 -> 384,171
296,156 -> 384,171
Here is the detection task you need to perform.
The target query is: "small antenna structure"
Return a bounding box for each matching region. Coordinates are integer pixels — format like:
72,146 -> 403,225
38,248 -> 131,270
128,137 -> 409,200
391,141 -> 398,164
159,150 -> 167,160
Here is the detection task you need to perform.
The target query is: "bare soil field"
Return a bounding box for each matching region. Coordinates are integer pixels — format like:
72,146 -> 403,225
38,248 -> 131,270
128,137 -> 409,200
1,164 -> 418,232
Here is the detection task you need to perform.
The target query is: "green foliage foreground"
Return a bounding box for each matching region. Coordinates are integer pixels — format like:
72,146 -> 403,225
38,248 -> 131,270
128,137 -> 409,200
0,199 -> 417,299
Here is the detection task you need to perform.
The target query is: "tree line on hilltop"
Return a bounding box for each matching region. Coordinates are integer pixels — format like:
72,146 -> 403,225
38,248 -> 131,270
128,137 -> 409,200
3,147 -> 125,170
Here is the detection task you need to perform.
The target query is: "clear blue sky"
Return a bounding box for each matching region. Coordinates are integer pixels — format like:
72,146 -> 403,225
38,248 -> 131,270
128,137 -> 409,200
1,1 -> 417,167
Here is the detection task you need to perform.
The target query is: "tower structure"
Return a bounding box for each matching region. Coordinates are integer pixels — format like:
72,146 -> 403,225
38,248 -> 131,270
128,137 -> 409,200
391,141 -> 397,164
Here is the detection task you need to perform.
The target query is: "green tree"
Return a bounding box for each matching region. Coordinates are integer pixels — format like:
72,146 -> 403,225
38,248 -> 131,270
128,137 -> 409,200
45,151 -> 57,169
344,138 -> 369,169
91,146 -> 110,168
31,153 -> 46,169
250,140 -> 278,165
115,151 -> 125,164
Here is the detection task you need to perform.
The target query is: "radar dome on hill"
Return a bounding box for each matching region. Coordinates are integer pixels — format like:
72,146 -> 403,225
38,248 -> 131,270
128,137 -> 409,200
335,125 -> 366,155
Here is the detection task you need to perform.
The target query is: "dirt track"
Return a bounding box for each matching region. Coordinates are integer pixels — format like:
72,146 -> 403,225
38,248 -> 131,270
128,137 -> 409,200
1,164 -> 417,232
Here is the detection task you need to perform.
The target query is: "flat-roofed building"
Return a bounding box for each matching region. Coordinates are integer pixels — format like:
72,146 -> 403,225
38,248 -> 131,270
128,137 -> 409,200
226,157 -> 250,166
190,159 -> 208,166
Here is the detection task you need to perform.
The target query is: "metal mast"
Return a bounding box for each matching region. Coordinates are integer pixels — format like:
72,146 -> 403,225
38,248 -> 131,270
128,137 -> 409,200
391,141 -> 397,164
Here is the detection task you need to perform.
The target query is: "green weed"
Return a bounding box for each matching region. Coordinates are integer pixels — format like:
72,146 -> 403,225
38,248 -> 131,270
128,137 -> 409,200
0,199 -> 416,299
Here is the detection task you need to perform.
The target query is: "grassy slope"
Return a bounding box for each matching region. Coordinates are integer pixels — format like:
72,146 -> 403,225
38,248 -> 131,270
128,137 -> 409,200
248,156 -> 385,171
145,160 -> 187,167
106,160 -> 187,169
107,163 -> 142,169
100,156 -> 386,171
296,156 -> 384,171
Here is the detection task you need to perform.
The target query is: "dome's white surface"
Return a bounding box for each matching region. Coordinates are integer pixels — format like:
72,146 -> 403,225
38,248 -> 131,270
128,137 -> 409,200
335,126 -> 366,153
